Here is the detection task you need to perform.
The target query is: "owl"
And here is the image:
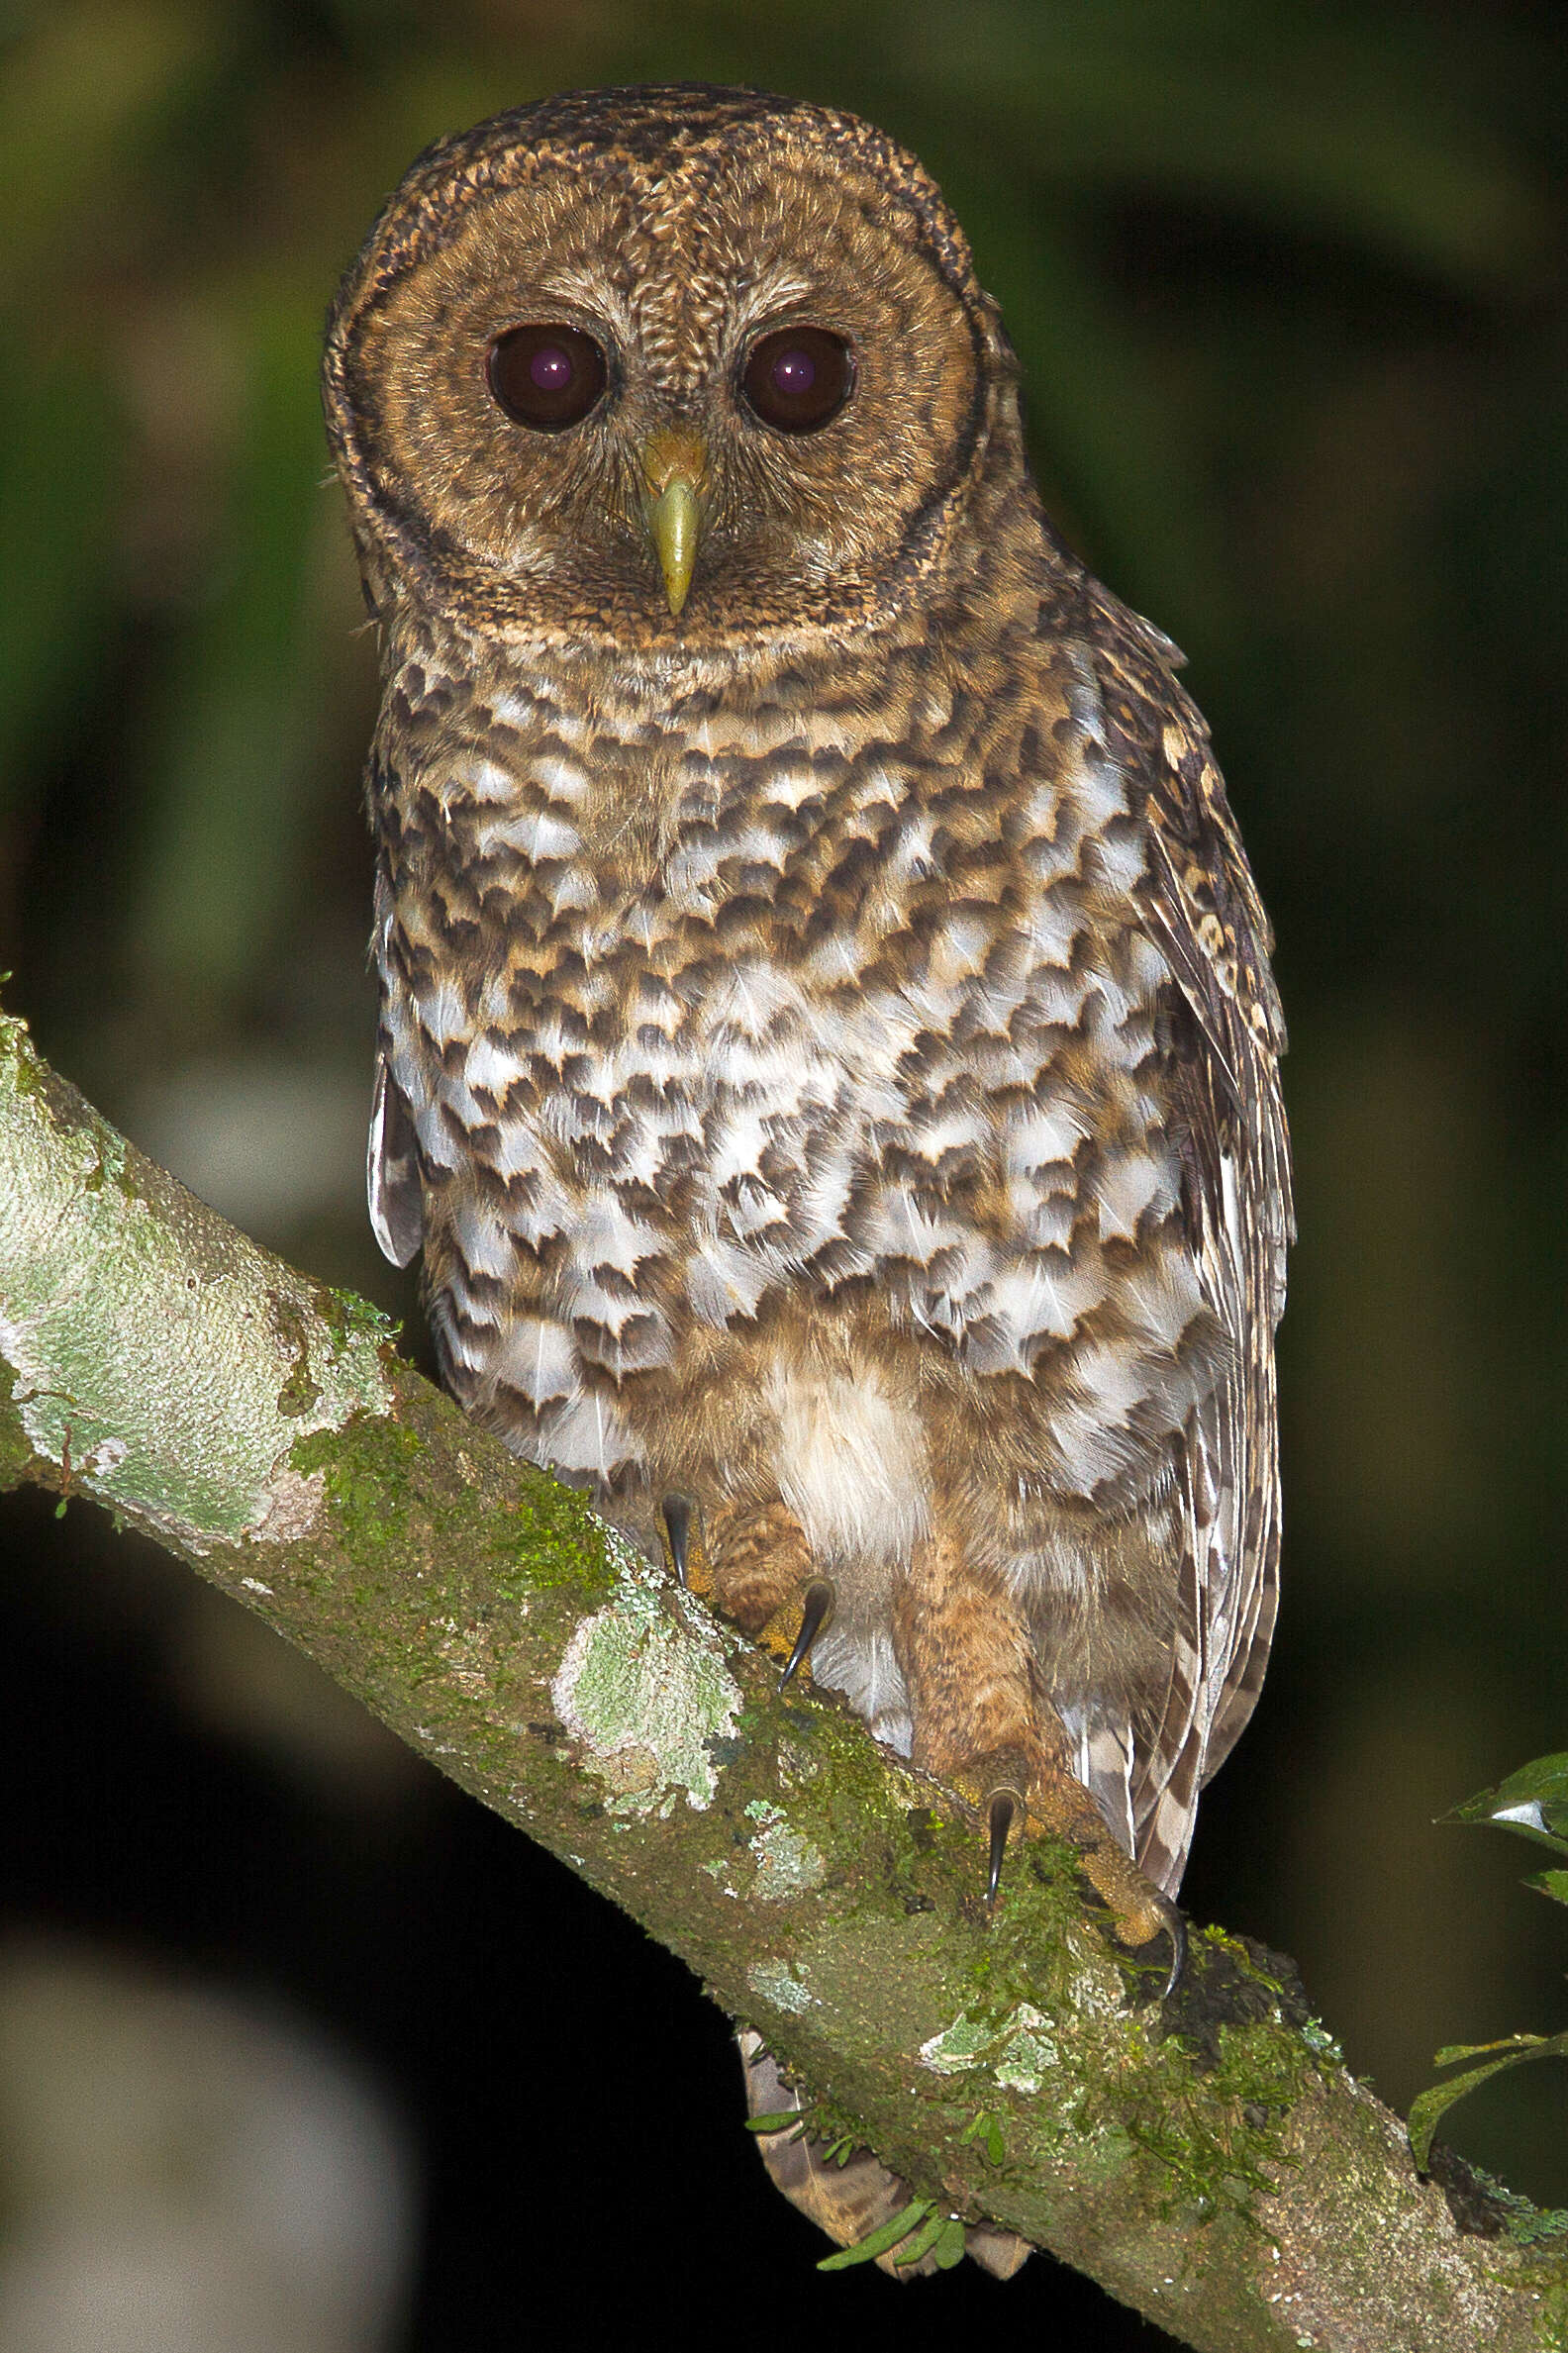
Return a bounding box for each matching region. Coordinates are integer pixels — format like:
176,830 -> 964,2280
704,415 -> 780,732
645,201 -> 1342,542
324,84 -> 1291,2278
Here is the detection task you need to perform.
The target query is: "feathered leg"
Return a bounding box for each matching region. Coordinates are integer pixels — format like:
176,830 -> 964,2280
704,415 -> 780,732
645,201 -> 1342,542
895,1525 -> 1184,1983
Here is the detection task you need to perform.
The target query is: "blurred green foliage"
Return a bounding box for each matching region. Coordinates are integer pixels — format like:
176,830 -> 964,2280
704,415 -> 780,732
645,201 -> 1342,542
1411,1755 -> 1568,2171
1,0 -> 1564,2209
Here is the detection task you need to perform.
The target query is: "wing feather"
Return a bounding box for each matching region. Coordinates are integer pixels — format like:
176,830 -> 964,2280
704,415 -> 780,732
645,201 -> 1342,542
368,1051 -> 424,1269
1081,582 -> 1293,1894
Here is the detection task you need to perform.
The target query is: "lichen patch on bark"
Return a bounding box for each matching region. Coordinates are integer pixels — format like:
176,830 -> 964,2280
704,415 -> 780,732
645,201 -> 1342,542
748,1958 -> 818,2015
550,1549 -> 742,1815
744,1800 -> 829,1900
0,1013 -> 391,1548
921,2003 -> 1062,2095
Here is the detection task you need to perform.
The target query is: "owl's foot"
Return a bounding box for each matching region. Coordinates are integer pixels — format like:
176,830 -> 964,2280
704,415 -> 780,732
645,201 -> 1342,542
706,1498 -> 816,1633
661,1495 -> 829,1686
896,1530 -> 1184,1995
961,1748 -> 1185,1998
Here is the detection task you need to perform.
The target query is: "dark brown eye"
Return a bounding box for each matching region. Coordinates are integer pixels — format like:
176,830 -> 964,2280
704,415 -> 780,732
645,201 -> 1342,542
740,326 -> 855,434
486,323 -> 607,432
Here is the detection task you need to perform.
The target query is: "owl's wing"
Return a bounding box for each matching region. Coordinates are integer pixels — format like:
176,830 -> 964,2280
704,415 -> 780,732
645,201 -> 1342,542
1082,582 -> 1293,1896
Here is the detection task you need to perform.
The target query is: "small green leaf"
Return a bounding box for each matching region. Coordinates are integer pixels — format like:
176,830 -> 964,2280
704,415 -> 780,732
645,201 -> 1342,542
1446,1754 -> 1568,1858
817,2198 -> 932,2272
744,2109 -> 802,2134
931,2216 -> 969,2270
1432,2034 -> 1544,2068
1411,2030 -> 1568,2169
890,2208 -> 949,2269
1524,1869 -> 1568,1908
959,2107 -> 1007,2164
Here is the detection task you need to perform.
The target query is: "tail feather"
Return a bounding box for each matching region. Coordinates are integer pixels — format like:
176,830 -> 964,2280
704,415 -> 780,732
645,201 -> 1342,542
737,2031 -> 1029,2280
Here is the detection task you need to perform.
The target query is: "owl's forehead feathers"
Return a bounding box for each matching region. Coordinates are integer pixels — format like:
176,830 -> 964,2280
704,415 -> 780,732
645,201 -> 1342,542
610,154 -> 737,398
338,83 -> 980,390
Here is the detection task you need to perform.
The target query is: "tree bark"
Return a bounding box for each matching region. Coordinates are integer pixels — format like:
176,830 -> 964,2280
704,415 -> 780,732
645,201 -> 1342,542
1,1004 -> 1563,2351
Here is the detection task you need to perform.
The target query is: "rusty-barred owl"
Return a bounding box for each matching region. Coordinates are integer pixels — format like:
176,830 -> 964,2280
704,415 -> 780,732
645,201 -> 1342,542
324,83 -> 1291,2279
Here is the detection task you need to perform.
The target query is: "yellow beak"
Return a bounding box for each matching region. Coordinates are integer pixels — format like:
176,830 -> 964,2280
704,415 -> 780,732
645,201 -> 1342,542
639,430 -> 707,617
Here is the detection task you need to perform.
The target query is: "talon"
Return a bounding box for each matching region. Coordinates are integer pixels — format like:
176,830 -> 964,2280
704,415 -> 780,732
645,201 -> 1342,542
1157,1902 -> 1187,2002
661,1493 -> 694,1589
1079,1852 -> 1188,2002
1108,1886 -> 1187,2003
779,1577 -> 834,1691
985,1788 -> 1023,1904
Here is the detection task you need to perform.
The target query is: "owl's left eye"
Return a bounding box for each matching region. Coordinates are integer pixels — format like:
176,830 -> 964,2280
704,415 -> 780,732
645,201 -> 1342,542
740,327 -> 855,435
487,323 -> 608,432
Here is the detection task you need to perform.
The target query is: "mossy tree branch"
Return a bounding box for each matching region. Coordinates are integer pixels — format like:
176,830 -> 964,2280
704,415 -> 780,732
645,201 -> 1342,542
1,1006 -> 1563,2351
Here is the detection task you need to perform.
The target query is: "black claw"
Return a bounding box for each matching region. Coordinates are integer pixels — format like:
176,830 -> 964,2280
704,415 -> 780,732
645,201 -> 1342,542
661,1494 -> 692,1589
986,1790 -> 1018,1904
779,1578 -> 834,1691
1160,1907 -> 1188,2003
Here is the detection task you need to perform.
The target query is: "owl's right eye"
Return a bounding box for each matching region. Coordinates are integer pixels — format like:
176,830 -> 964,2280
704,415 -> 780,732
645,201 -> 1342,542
486,324 -> 608,432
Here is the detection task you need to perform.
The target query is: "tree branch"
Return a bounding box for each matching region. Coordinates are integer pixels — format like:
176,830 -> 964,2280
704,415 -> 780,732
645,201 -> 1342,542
1,1005 -> 1562,2351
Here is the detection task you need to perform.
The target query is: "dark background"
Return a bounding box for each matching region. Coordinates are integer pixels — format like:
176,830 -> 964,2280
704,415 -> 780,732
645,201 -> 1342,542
1,2 -> 1564,2345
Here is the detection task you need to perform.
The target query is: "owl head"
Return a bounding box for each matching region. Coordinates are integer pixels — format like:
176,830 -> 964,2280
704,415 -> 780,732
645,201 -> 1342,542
323,86 -> 1021,660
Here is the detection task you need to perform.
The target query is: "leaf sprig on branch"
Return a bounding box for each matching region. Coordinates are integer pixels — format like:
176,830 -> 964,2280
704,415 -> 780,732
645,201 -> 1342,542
1411,1755 -> 1568,2170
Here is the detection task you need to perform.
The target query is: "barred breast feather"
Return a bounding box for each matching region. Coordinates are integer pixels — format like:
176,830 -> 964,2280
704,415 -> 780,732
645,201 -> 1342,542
368,550 -> 1288,1899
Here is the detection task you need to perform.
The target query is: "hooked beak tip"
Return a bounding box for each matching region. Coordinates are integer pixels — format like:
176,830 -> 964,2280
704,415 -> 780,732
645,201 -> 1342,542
645,476 -> 701,617
639,435 -> 706,619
